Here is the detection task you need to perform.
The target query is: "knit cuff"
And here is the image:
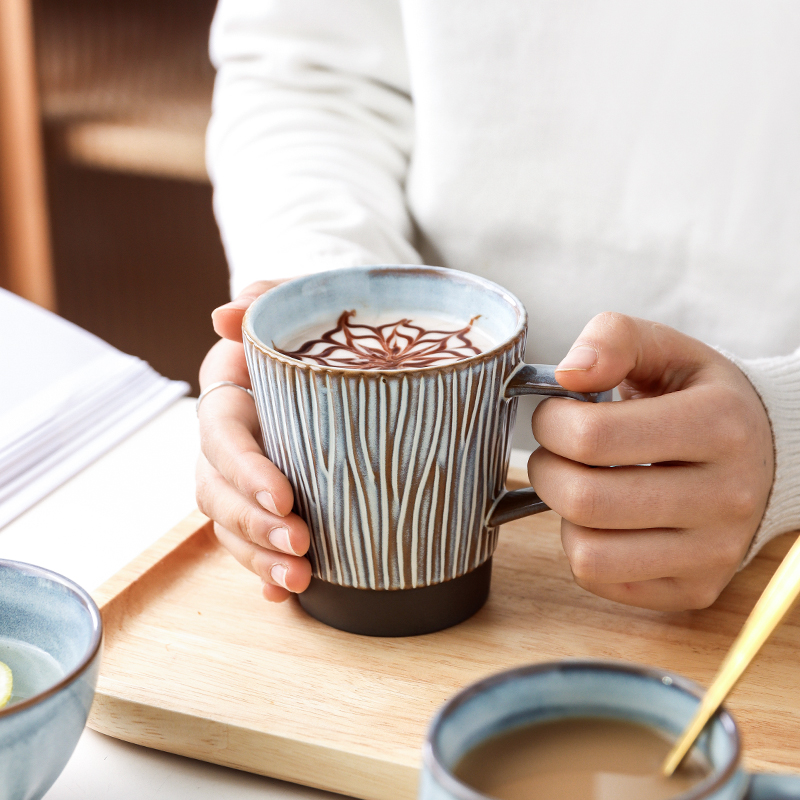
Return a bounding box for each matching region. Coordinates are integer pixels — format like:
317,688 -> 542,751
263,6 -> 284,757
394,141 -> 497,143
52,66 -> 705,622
718,347 -> 800,566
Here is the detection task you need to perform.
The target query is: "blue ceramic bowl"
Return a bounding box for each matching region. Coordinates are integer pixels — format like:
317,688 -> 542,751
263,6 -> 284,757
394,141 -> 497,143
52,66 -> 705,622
0,560 -> 102,800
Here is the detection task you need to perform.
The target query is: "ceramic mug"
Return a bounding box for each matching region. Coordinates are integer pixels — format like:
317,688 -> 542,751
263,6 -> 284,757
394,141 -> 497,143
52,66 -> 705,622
420,660 -> 800,800
243,265 -> 610,636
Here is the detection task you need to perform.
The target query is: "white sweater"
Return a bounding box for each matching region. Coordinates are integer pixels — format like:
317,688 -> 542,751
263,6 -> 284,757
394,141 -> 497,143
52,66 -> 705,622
207,0 -> 800,559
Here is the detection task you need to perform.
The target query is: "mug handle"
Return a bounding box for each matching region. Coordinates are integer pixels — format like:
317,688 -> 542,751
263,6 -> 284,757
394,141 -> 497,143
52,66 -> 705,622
746,774 -> 800,799
486,364 -> 613,528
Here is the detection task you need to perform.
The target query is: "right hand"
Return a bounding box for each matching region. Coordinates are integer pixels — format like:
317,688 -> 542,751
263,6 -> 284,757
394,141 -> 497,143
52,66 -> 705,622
196,281 -> 312,602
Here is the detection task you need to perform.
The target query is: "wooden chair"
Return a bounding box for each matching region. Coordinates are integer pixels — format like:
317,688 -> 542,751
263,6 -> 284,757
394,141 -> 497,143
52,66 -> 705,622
0,0 -> 56,309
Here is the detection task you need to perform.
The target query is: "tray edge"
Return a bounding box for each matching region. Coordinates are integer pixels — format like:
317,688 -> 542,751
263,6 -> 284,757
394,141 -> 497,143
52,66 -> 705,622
89,692 -> 419,800
91,508 -> 211,610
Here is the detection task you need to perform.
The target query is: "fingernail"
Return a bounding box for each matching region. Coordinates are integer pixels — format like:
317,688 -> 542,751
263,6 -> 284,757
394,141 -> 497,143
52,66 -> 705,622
211,300 -> 250,326
556,345 -> 598,372
256,490 -> 283,516
213,296 -> 251,315
270,564 -> 289,590
268,526 -> 296,555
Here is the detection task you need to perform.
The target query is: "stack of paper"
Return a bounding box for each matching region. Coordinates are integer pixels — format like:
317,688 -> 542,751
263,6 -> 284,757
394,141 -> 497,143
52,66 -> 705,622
0,288 -> 189,528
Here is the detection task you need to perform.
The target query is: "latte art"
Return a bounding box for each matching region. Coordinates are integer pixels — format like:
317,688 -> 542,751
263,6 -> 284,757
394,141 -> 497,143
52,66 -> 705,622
277,310 -> 489,369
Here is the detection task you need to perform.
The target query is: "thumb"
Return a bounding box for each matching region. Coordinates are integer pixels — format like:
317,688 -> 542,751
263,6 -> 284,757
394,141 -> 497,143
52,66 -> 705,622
554,312 -> 712,395
211,280 -> 284,342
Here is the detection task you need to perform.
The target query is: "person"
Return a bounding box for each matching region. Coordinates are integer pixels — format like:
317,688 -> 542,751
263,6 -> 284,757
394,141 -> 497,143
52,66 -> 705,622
196,0 -> 800,612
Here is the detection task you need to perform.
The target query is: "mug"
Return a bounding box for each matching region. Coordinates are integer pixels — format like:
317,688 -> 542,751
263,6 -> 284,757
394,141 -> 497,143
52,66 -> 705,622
243,265 -> 610,636
420,660 -> 800,800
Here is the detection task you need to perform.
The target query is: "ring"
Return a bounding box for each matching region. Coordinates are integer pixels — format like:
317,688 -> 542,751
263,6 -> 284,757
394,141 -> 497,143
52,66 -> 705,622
196,381 -> 254,415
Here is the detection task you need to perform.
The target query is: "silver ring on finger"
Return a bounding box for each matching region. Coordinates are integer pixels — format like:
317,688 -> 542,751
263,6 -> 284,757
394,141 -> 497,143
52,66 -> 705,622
196,381 -> 254,415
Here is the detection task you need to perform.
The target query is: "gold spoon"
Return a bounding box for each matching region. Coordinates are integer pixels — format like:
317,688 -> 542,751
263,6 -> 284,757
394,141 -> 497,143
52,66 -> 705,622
662,534 -> 800,777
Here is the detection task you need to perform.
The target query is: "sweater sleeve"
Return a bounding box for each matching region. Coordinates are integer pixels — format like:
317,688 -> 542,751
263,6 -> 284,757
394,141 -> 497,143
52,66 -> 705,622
207,0 -> 422,297
720,347 -> 800,565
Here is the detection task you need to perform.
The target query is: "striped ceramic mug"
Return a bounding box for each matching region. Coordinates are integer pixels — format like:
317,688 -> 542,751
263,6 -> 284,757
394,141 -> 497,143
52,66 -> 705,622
243,266 -> 610,636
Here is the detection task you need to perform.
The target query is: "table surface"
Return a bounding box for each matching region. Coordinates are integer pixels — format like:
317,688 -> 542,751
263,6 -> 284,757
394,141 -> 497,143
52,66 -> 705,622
1,398 -> 341,800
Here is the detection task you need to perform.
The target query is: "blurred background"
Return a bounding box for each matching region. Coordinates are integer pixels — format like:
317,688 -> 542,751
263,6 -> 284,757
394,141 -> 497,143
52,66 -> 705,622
0,0 -> 229,394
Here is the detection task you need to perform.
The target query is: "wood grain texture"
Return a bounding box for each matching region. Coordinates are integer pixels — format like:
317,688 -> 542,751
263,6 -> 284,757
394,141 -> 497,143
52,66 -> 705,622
88,510 -> 800,800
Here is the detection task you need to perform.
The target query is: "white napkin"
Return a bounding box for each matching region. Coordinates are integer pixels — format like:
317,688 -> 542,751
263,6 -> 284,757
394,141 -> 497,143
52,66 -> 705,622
0,288 -> 189,528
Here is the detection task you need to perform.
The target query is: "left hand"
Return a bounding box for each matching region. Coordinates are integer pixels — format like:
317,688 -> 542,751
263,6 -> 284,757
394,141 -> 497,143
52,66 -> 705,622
529,312 -> 774,612
196,280 -> 312,603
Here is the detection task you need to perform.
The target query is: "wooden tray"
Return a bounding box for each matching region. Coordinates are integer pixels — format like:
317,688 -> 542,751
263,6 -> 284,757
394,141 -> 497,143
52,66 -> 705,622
88,509 -> 800,800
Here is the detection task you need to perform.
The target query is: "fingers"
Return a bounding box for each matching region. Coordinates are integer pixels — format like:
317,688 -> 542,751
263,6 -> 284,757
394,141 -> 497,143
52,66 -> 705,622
198,341 -> 295,517
196,455 -> 310,556
212,279 -> 285,342
561,518 -> 740,612
262,583 -> 292,602
197,317 -> 314,604
528,448 -> 754,530
199,393 -> 294,516
532,381 -> 751,467
559,520 -> 744,587
532,312 -> 775,612
554,312 -> 715,396
198,454 -> 312,603
199,338 -> 251,391
568,574 -> 722,613
214,522 -> 312,601
530,436 -> 759,610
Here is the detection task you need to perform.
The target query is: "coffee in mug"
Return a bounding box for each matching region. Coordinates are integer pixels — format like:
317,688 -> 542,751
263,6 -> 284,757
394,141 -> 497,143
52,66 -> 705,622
277,310 -> 497,369
453,716 -> 710,800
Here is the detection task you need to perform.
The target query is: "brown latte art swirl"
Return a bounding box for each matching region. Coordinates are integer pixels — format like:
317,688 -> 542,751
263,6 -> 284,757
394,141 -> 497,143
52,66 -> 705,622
277,310 -> 485,369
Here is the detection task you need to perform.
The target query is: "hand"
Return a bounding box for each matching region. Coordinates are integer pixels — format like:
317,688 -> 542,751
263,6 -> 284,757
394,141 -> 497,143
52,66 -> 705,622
529,312 -> 774,612
196,281 -> 312,602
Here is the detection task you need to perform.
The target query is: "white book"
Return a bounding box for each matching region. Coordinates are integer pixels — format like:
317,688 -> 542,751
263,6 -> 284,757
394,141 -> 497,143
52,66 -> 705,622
0,288 -> 189,528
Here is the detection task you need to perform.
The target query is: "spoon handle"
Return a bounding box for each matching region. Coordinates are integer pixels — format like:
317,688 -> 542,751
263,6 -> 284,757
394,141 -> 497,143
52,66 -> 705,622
662,534 -> 800,777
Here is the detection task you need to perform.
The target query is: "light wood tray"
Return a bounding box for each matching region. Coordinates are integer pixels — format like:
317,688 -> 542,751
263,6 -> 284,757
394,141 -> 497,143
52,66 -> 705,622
89,509 -> 800,800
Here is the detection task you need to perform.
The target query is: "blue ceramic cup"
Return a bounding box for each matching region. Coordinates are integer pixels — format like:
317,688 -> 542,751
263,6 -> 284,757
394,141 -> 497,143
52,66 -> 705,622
0,560 -> 102,800
420,660 -> 800,800
243,265 -> 610,636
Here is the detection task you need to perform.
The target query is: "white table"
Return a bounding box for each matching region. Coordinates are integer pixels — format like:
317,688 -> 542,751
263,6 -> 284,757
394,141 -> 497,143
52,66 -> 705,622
0,398 -> 341,800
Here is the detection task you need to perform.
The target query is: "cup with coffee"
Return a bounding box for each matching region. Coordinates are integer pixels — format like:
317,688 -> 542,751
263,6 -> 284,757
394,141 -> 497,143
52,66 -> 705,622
243,265 -> 610,636
420,660 -> 800,800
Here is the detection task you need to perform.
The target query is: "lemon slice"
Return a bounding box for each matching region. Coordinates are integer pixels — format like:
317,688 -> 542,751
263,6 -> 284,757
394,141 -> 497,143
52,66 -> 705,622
0,661 -> 12,708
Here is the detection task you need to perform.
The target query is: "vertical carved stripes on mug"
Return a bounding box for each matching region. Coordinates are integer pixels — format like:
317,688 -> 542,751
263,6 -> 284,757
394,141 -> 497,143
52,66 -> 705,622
244,335 -> 525,590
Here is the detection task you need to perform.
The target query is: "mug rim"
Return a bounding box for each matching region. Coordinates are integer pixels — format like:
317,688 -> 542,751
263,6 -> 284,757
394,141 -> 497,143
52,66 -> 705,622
241,265 -> 528,376
0,559 -> 103,719
422,659 -> 741,800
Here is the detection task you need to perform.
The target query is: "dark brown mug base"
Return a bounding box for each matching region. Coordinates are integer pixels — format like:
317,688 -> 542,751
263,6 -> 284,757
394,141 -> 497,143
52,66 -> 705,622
297,558 -> 493,637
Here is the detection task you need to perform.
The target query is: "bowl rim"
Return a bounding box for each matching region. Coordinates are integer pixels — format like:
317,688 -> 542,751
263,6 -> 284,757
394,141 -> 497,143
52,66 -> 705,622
0,559 -> 102,718
242,265 -> 529,376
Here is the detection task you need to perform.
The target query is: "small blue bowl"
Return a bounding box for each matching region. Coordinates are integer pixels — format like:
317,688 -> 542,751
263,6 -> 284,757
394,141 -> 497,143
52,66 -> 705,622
0,560 -> 102,800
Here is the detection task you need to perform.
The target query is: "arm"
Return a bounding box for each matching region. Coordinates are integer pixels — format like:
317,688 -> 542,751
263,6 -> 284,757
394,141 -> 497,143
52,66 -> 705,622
207,0 -> 421,295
